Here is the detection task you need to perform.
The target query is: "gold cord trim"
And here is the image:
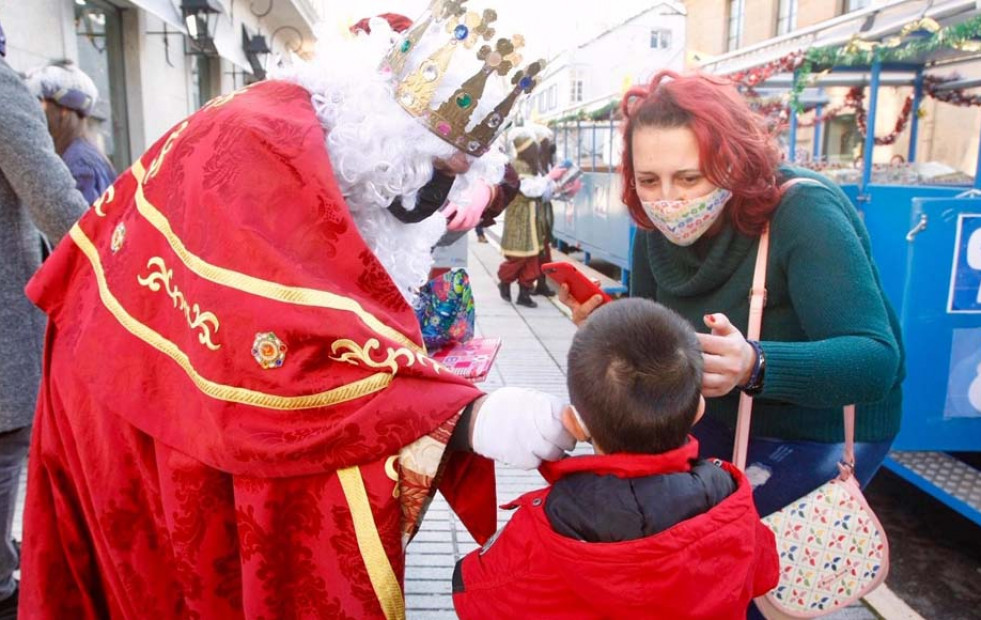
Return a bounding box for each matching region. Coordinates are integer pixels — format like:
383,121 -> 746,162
70,224 -> 392,410
138,256 -> 222,351
337,466 -> 405,620
129,159 -> 421,354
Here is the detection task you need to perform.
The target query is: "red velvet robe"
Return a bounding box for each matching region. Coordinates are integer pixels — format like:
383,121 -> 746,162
21,80 -> 495,619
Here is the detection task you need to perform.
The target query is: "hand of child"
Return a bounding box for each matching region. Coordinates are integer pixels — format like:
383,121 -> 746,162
471,387 -> 576,469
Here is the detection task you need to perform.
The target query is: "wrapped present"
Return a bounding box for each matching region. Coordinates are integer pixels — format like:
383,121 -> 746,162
414,268 -> 475,351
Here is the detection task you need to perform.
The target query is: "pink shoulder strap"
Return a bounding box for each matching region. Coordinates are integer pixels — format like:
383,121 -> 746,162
731,178 -> 855,476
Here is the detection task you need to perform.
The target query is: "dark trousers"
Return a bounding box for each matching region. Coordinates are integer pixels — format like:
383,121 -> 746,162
0,425 -> 30,600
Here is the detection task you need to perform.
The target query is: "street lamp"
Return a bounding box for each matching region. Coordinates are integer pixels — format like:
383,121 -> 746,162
242,26 -> 271,79
181,0 -> 223,56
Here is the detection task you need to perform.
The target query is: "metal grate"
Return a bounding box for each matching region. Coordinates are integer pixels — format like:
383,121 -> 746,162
888,451 -> 981,512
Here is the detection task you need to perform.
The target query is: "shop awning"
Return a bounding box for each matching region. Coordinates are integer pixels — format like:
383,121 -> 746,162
127,0 -> 186,32
213,13 -> 253,74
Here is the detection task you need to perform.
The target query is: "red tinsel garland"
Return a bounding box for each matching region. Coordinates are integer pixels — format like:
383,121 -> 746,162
923,75 -> 981,106
848,87 -> 914,146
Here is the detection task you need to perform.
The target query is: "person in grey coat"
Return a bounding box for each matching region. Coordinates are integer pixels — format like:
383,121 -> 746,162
0,33 -> 88,616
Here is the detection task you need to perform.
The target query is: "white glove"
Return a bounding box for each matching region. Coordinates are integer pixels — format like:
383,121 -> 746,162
472,387 -> 577,469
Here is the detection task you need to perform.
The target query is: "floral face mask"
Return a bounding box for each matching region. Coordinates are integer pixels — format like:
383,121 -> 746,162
640,186 -> 733,246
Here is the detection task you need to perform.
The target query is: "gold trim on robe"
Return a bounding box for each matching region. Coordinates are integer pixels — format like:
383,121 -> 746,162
70,224 -> 393,410
337,466 -> 406,620
130,159 -> 423,354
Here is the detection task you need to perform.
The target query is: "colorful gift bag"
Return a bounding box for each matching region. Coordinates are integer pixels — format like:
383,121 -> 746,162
414,268 -> 475,352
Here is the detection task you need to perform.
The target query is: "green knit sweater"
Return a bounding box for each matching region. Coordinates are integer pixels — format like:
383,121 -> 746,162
630,167 -> 904,443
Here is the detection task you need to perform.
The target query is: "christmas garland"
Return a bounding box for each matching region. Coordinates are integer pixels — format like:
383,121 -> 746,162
923,75 -> 981,107
848,88 -> 915,146
789,14 -> 981,111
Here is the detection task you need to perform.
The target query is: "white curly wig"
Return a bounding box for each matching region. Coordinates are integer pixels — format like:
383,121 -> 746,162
278,15 -> 509,303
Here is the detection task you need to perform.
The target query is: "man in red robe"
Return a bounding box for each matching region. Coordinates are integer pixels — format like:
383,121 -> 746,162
21,6 -> 572,618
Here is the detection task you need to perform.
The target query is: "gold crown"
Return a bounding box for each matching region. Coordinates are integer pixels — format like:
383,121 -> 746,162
383,0 -> 545,157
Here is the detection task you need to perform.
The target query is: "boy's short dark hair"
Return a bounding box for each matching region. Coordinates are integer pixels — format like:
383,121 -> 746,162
567,299 -> 703,454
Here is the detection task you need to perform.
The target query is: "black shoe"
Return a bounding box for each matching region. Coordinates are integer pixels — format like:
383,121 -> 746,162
516,287 -> 538,308
498,281 -> 512,302
0,584 -> 18,620
533,276 -> 555,297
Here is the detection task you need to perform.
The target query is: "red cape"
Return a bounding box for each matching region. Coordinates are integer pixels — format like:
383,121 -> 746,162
22,80 -> 495,619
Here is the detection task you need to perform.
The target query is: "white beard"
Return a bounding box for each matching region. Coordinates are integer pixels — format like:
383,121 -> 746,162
276,18 -> 506,304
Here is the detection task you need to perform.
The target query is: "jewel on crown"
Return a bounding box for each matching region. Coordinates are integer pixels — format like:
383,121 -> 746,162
383,0 -> 545,157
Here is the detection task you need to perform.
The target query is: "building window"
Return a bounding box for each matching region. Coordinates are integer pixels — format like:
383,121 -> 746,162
190,55 -> 217,110
547,84 -> 557,110
75,0 -> 130,171
843,0 -> 871,11
537,92 -> 546,113
570,75 -> 583,103
651,28 -> 672,49
727,0 -> 745,52
776,0 -> 798,35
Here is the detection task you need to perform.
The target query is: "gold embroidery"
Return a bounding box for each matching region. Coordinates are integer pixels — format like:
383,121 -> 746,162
93,184 -> 115,217
202,83 -> 256,111
337,467 -> 405,620
384,455 -> 400,498
129,160 -> 423,354
138,257 -> 221,351
146,120 -> 189,181
329,338 -> 440,376
69,224 -> 392,410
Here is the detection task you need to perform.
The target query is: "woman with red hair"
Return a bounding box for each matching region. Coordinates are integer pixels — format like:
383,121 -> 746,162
560,70 -> 903,518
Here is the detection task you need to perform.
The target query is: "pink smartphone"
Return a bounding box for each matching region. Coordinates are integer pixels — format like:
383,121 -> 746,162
542,262 -> 613,305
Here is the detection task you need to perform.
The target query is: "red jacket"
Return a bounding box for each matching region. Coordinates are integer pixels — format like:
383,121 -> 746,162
453,441 -> 779,619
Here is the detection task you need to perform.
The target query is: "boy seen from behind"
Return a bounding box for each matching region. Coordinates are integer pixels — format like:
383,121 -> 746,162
453,299 -> 779,619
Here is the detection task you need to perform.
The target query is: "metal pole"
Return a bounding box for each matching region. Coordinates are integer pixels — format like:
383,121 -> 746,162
788,106 -> 799,163
563,123 -> 569,162
576,118 -> 582,165
591,122 -> 597,170
975,131 -> 981,189
812,104 -> 823,161
861,57 -> 882,195
788,68 -> 800,163
909,69 -> 923,163
609,115 -> 615,171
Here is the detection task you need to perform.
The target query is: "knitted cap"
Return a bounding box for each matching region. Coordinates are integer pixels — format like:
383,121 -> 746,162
25,60 -> 99,116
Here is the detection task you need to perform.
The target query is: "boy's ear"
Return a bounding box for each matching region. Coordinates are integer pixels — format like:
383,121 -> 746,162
561,405 -> 590,442
693,395 -> 706,426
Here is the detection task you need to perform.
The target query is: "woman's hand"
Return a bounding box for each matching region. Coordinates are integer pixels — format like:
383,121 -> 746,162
696,313 -> 757,397
556,283 -> 604,326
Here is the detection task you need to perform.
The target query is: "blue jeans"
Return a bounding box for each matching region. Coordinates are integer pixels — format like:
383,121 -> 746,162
0,425 -> 30,601
692,415 -> 893,517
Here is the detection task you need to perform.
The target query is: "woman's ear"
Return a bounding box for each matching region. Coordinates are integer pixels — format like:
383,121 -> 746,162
561,405 -> 590,443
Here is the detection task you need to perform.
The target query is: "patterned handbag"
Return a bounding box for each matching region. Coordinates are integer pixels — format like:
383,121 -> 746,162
413,268 -> 475,352
734,180 -> 890,618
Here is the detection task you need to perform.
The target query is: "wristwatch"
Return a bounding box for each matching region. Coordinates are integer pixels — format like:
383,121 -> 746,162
739,340 -> 766,396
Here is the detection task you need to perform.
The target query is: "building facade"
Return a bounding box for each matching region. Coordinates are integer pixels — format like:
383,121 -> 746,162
1,0 -> 320,173
520,1 -> 686,125
686,0 -> 981,176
